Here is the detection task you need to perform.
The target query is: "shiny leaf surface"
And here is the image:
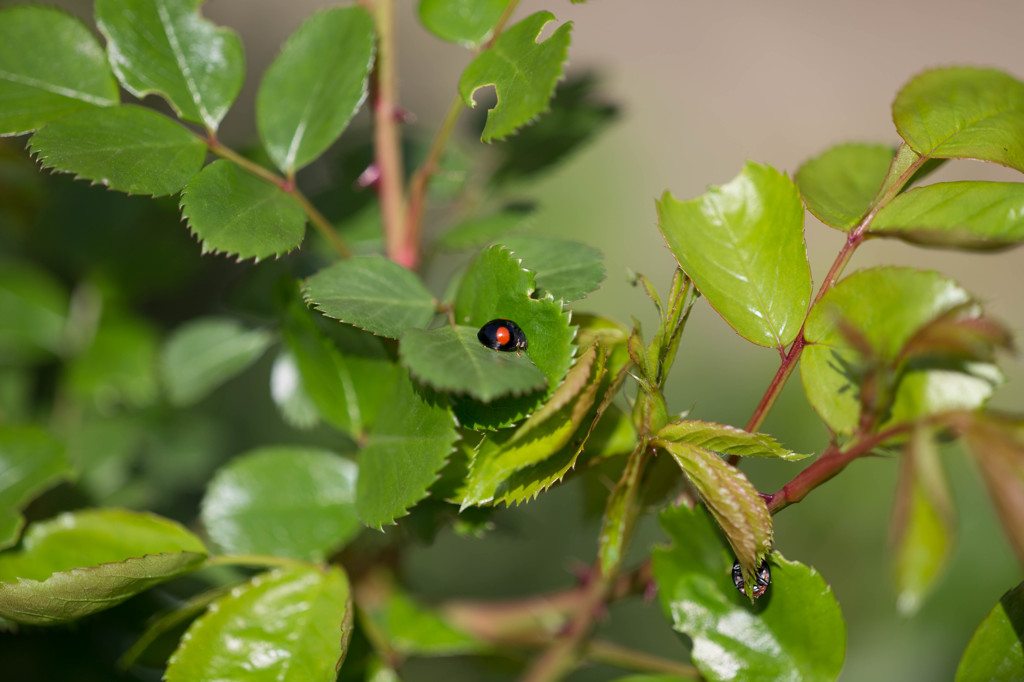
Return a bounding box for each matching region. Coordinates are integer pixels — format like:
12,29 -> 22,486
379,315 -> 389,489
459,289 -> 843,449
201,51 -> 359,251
95,0 -> 244,130
870,181 -> 1024,249
166,566 -> 352,682
893,67 -> 1024,173
657,161 -> 811,349
257,7 -> 375,174
201,446 -> 360,561
653,504 -> 845,682
0,509 -> 206,625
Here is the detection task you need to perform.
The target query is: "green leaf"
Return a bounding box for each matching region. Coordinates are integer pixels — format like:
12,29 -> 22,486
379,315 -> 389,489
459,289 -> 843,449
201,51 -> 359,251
459,11 -> 572,142
201,446 -> 360,561
304,256 -> 437,339
893,67 -> 1024,174
488,73 -> 619,186
452,245 -> 575,429
270,350 -> 320,429
400,326 -> 546,402
0,426 -> 72,551
0,6 -> 119,136
180,160 -> 307,261
160,317 -> 274,406
0,508 -> 206,625
119,585 -> 230,670
653,439 -> 773,583
0,262 -> 67,363
360,577 -> 487,656
65,312 -> 159,411
956,581 -> 1024,682
460,343 -> 605,506
166,565 -> 353,682
356,371 -> 459,529
95,0 -> 244,130
657,420 -> 809,461
435,203 -> 536,251
418,0 -> 511,48
27,106 -> 205,197
282,300 -> 398,437
499,234 -> 605,301
890,428 -> 954,616
257,7 -> 375,175
870,181 -> 1024,249
653,504 -> 845,682
801,267 -> 999,435
795,143 -> 893,231
657,161 -> 811,349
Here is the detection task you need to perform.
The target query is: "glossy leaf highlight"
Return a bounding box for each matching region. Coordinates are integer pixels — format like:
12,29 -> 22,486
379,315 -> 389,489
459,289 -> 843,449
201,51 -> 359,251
166,566 -> 353,682
95,0 -> 244,130
893,67 -> 1024,174
653,504 -> 845,682
201,447 -> 360,561
257,7 -> 375,174
657,161 -> 811,349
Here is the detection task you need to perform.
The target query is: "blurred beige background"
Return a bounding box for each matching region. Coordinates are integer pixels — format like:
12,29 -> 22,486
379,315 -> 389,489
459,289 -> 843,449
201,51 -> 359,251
11,1 -> 1024,679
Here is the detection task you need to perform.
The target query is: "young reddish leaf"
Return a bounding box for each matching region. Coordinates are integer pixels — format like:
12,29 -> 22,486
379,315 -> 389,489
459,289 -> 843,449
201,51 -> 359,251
802,267 -> 999,436
0,6 -> 119,136
0,427 -> 72,551
657,161 -> 811,350
653,439 -> 773,583
899,303 -> 1014,364
893,67 -> 1024,174
890,428 -> 955,615
400,326 -> 547,402
653,504 -> 845,682
418,0 -> 511,48
356,371 -> 459,529
956,581 -> 1024,682
795,143 -> 894,231
96,0 -> 244,131
28,106 -> 206,197
459,12 -> 572,142
0,509 -> 207,625
181,160 -> 307,261
657,419 -> 809,461
166,566 -> 352,682
870,182 -> 1024,249
963,417 -> 1024,570
257,7 -> 375,175
304,255 -> 437,339
201,447 -> 359,561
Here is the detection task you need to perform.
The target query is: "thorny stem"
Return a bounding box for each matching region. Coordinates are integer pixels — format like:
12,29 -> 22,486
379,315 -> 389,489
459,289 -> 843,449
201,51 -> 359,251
208,138 -> 351,259
370,0 -> 411,267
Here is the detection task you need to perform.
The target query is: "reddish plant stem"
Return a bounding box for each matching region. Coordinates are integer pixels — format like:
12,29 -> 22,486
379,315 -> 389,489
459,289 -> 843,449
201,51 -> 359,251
370,0 -> 411,268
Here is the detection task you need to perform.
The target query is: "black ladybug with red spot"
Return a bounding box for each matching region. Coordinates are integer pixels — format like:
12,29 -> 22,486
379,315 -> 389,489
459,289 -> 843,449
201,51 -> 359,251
477,319 -> 528,352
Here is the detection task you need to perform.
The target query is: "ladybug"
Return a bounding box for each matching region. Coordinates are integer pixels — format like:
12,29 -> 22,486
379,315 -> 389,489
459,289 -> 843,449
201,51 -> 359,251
477,319 -> 528,352
732,558 -> 771,599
